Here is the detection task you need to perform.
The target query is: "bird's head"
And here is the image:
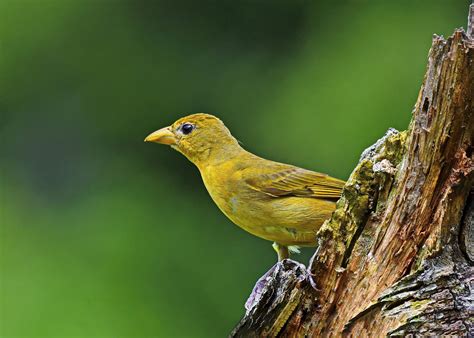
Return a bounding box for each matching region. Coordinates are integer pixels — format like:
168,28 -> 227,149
145,113 -> 241,166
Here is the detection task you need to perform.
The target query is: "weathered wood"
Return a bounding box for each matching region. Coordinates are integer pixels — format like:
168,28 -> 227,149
232,5 -> 473,337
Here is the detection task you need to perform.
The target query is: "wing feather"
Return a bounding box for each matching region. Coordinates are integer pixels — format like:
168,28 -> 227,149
245,166 -> 345,200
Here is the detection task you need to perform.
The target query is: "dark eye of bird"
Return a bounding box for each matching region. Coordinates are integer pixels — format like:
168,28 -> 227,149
181,123 -> 195,135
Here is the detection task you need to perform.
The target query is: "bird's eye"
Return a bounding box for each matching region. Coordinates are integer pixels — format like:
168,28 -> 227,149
181,123 -> 195,135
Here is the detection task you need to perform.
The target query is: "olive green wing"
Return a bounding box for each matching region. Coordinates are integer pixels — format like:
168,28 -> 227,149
244,166 -> 345,200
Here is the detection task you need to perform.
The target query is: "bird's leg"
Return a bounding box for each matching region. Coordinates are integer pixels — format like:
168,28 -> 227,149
272,242 -> 289,261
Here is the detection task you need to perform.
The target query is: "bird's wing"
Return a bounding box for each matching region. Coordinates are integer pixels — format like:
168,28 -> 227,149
244,166 -> 345,200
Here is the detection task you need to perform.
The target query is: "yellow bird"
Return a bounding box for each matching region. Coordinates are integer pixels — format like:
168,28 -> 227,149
145,113 -> 345,261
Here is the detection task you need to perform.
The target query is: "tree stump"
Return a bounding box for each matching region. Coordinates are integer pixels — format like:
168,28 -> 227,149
232,4 -> 473,337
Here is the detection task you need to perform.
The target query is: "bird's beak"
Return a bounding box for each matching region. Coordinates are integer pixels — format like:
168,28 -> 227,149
144,127 -> 177,145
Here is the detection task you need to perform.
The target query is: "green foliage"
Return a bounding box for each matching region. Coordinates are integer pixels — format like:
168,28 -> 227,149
0,1 -> 469,337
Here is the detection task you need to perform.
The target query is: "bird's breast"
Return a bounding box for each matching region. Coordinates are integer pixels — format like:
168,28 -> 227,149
200,165 -> 243,219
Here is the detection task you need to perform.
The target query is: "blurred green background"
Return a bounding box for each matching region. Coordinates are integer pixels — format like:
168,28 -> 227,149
0,0 -> 469,337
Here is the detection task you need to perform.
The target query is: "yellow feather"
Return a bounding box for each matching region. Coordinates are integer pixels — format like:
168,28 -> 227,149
146,113 -> 346,259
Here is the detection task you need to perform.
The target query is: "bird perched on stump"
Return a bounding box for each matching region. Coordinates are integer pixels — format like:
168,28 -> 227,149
145,113 -> 345,261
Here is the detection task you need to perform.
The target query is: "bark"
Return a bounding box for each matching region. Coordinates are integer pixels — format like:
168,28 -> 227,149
232,5 -> 474,337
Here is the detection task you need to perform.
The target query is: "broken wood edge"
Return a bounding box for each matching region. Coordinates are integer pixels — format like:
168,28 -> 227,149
231,6 -> 473,337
